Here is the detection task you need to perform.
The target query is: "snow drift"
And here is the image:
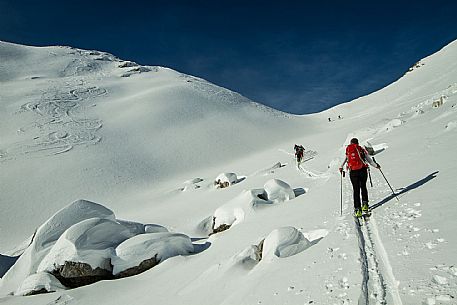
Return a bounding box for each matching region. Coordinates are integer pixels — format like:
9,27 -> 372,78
0,200 -> 194,296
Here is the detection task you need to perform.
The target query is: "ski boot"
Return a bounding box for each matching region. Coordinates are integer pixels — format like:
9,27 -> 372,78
362,202 -> 369,213
354,209 -> 362,218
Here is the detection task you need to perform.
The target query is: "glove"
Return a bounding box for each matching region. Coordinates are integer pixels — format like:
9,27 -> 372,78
339,167 -> 343,173
376,163 -> 381,169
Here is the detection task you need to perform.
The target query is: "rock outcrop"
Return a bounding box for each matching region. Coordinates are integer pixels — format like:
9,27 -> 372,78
52,261 -> 113,288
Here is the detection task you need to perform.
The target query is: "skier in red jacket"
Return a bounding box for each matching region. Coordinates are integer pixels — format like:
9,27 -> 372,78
339,138 -> 380,217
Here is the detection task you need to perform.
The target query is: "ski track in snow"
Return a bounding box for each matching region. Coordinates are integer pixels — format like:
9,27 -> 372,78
278,149 -> 327,179
0,48 -> 115,161
3,81 -> 106,160
355,215 -> 404,305
342,169 -> 403,305
339,83 -> 457,304
1,43 -> 457,304
297,164 -> 330,180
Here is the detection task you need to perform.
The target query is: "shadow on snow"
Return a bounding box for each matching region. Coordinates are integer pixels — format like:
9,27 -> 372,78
294,188 -> 306,197
190,237 -> 211,255
371,171 -> 439,211
0,254 -> 19,277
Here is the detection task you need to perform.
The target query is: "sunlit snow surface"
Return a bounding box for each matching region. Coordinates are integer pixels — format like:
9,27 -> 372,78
1,40 -> 457,304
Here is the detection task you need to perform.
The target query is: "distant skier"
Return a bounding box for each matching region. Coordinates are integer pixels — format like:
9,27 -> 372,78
294,144 -> 305,167
339,138 -> 380,217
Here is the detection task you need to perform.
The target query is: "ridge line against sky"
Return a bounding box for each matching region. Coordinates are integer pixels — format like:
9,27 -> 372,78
1,0 -> 456,114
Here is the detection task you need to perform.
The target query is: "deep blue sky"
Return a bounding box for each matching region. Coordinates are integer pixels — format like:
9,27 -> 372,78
1,0 -> 456,114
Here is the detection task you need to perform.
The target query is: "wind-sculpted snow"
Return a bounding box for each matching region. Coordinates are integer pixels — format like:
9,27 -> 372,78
215,173 -> 239,185
262,227 -> 312,260
211,179 -> 296,233
37,218 -> 141,273
263,179 -> 296,203
0,200 -> 115,295
0,200 -> 195,296
182,226 -> 326,297
15,272 -> 65,296
214,172 -> 245,189
112,232 -> 194,275
33,200 -> 116,253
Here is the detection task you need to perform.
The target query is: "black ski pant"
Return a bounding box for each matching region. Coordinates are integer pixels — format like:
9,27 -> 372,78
349,167 -> 369,210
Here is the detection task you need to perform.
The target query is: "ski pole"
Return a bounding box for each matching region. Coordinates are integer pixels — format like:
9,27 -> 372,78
368,167 -> 373,187
379,168 -> 399,201
372,157 -> 399,201
340,171 -> 345,216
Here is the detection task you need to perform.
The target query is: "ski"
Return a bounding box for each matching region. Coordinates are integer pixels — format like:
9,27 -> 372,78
362,210 -> 372,222
354,215 -> 363,227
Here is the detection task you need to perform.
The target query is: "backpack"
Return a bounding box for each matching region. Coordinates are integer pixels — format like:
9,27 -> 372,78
294,145 -> 304,157
346,143 -> 367,170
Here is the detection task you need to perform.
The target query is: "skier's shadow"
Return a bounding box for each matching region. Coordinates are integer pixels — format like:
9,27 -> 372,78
371,171 -> 439,210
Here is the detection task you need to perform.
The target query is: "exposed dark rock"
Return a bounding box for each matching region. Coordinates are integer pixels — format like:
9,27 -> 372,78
24,288 -> 52,296
115,254 -> 159,279
214,179 -> 230,189
52,261 -> 113,288
130,67 -> 151,73
50,255 -> 165,288
212,224 -> 231,234
257,191 -> 268,201
118,61 -> 138,68
210,217 -> 231,235
255,239 -> 265,261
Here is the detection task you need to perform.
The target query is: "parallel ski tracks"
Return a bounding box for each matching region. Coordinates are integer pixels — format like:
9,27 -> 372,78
354,215 -> 403,305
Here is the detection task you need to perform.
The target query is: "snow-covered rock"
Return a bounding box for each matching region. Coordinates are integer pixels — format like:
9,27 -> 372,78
144,224 -> 169,233
262,227 -> 311,260
112,232 -> 194,276
52,261 -> 113,288
0,198 -> 195,292
263,179 -> 295,203
0,199 -> 115,295
381,118 -> 404,132
15,272 -> 65,296
211,179 -> 294,233
118,61 -> 139,68
37,217 -> 141,274
215,173 -> 238,188
34,200 -> 116,255
212,189 -> 271,232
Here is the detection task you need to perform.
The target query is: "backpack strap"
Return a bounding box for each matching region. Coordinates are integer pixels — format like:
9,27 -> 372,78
356,145 -> 368,166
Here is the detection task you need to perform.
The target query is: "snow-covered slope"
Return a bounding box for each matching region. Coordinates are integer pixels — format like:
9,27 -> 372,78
1,40 -> 456,305
0,41 -> 306,252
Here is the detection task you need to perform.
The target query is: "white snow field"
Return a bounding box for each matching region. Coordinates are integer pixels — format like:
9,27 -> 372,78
1,39 -> 457,304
